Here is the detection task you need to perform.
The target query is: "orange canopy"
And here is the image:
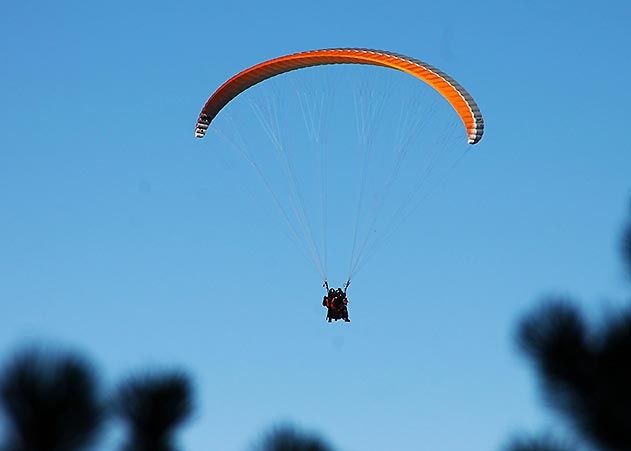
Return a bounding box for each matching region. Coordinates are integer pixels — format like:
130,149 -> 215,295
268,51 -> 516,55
195,48 -> 484,144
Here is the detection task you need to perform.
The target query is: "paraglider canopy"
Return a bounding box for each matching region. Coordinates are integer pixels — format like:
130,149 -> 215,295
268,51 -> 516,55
195,48 -> 484,144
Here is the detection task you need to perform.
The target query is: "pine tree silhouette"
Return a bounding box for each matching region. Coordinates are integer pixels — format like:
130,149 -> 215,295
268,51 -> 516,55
623,208 -> 631,279
504,435 -> 574,451
116,372 -> 193,451
0,349 -> 102,451
255,425 -> 334,451
509,205 -> 631,450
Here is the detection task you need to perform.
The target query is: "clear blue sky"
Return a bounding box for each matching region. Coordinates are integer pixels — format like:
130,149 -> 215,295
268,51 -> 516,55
1,1 -> 631,450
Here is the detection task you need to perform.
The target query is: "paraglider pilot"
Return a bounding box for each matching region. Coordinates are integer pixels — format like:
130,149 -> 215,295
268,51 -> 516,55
322,280 -> 350,322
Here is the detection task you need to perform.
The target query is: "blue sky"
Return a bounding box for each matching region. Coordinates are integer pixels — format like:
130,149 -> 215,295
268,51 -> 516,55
1,1 -> 631,450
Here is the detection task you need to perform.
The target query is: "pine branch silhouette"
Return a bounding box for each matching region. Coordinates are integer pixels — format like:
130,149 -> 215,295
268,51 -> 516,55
508,203 -> 631,451
517,302 -> 631,450
518,300 -> 595,416
255,425 -> 334,451
0,348 -> 102,451
624,212 -> 631,279
504,435 -> 574,451
116,372 -> 193,451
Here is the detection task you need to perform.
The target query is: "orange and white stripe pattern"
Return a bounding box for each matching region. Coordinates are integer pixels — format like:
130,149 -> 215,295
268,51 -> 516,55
195,48 -> 484,144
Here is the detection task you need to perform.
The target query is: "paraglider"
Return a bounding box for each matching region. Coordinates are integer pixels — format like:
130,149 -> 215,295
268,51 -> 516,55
195,48 -> 484,322
323,281 -> 350,322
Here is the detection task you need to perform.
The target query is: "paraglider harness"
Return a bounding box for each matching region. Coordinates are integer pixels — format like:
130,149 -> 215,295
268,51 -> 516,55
322,280 -> 351,322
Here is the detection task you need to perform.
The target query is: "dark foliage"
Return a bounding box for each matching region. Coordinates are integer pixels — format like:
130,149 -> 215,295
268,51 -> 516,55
624,216 -> 631,279
518,300 -> 631,450
255,426 -> 333,451
504,434 -> 574,451
518,301 -> 594,411
0,349 -> 102,451
518,301 -> 592,381
116,372 -> 193,451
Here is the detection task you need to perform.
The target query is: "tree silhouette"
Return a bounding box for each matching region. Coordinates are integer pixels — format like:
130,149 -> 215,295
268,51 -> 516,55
504,435 -> 574,451
624,208 -> 631,279
254,425 -> 334,451
116,372 -> 193,451
0,349 -> 102,451
510,206 -> 631,450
